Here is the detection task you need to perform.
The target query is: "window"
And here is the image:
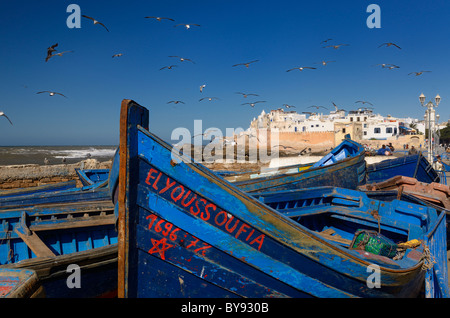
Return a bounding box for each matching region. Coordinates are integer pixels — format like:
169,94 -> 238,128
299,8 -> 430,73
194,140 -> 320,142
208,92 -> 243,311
364,131 -> 367,135
342,128 -> 346,133
357,117 -> 360,122
386,127 -> 393,134
374,128 -> 381,134
363,124 -> 367,128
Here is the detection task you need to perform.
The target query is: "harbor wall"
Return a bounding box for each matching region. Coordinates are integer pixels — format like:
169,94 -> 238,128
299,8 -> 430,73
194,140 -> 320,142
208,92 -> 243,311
0,159 -> 112,190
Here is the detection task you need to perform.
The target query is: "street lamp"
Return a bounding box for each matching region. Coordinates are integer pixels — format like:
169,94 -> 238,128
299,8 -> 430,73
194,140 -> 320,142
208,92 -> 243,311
419,93 -> 441,163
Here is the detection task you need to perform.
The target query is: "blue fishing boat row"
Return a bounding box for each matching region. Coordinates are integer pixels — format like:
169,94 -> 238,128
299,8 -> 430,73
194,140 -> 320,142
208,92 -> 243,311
113,99 -> 449,298
0,98 -> 447,298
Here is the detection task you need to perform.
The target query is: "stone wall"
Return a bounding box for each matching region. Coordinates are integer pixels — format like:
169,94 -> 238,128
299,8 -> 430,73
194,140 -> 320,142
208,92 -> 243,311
0,159 -> 112,190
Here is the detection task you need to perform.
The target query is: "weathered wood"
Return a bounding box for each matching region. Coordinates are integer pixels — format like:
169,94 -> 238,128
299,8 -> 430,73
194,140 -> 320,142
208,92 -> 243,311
15,229 -> 55,258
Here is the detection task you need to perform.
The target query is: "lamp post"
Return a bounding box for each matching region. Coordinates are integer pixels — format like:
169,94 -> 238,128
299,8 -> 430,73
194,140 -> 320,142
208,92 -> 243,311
419,93 -> 441,162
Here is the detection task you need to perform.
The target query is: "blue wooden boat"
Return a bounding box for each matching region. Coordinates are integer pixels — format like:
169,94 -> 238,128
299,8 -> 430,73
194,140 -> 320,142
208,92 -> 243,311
116,99 -> 443,298
230,137 -> 366,193
0,180 -> 78,199
0,178 -> 110,210
0,201 -> 117,297
366,153 -> 440,184
253,187 -> 449,298
0,268 -> 44,298
76,168 -> 110,186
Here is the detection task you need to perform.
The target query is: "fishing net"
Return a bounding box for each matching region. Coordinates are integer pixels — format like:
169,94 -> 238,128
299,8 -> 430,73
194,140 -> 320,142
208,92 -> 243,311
351,230 -> 398,259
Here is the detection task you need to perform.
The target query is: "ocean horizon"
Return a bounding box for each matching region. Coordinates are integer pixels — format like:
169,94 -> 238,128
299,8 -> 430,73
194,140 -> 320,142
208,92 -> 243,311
0,145 -> 118,166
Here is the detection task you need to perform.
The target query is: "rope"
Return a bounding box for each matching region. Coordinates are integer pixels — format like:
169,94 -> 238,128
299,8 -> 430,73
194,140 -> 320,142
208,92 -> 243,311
370,210 -> 381,233
420,244 -> 436,271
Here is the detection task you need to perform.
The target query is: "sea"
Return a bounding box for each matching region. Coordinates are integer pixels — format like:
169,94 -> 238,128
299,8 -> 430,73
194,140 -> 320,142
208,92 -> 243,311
0,145 -> 118,166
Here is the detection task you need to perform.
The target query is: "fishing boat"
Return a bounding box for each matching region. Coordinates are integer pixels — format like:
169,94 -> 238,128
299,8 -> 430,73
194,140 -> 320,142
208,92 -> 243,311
230,136 -> 366,193
253,186 -> 448,298
76,168 -> 110,186
0,268 -> 45,298
0,180 -> 78,199
366,153 -> 440,184
0,178 -> 110,210
116,99 -> 446,298
0,200 -> 117,297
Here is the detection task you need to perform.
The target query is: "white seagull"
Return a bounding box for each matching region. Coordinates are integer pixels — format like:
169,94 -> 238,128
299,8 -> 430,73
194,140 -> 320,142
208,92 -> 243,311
82,15 -> 110,32
286,66 -> 316,72
0,112 -> 13,125
37,91 -> 67,98
145,16 -> 175,22
175,23 -> 200,29
242,101 -> 266,107
200,84 -> 206,93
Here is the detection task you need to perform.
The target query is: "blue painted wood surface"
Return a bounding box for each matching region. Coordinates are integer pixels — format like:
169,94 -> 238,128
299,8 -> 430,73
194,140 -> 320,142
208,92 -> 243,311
0,201 -> 118,297
367,154 -> 440,184
0,268 -> 43,298
118,99 -> 443,298
76,168 -> 110,186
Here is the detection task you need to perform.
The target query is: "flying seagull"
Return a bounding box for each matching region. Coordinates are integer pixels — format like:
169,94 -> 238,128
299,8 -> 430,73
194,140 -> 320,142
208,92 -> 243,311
323,44 -> 349,49
242,101 -> 266,107
286,66 -> 316,72
273,144 -> 295,150
199,84 -> 206,93
145,16 -> 174,22
232,60 -> 259,68
308,105 -> 328,110
37,91 -> 67,98
160,65 -> 178,70
355,100 -> 373,106
169,56 -> 195,63
408,71 -> 431,76
320,39 -> 333,44
283,104 -> 296,109
0,112 -> 13,125
374,63 -> 399,69
167,100 -> 185,104
315,60 -> 335,66
199,97 -> 219,102
46,50 -> 74,62
378,42 -> 401,49
45,43 -> 58,62
82,15 -> 109,32
175,23 -> 200,29
112,53 -> 123,58
236,92 -> 259,98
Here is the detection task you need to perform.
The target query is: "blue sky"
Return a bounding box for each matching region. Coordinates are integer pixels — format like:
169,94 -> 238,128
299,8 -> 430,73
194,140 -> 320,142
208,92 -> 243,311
0,0 -> 449,146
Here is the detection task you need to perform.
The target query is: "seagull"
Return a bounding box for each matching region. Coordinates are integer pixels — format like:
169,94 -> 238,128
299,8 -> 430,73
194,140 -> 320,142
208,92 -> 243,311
0,112 -> 13,125
315,60 -> 335,66
286,66 -> 316,72
378,42 -> 401,49
200,84 -> 206,93
145,16 -> 175,22
82,15 -> 109,32
308,105 -> 328,110
160,65 -> 178,70
199,97 -> 219,102
45,43 -> 58,62
169,56 -> 195,63
167,100 -> 185,104
320,39 -> 333,44
47,50 -> 74,62
323,44 -> 349,49
283,104 -> 296,109
355,100 -> 373,106
242,101 -> 266,107
232,60 -> 259,68
408,71 -> 431,76
374,63 -> 399,69
175,23 -> 200,29
37,91 -> 67,98
112,53 -> 123,58
236,92 -> 259,98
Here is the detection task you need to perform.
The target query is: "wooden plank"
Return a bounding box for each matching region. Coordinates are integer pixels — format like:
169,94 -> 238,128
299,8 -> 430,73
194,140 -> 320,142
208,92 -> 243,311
29,214 -> 115,232
15,229 -> 56,258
